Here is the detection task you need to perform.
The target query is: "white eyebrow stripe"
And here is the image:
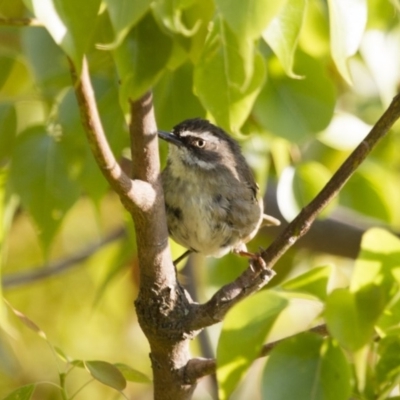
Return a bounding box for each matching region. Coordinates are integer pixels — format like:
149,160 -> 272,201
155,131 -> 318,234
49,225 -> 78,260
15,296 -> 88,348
179,130 -> 219,143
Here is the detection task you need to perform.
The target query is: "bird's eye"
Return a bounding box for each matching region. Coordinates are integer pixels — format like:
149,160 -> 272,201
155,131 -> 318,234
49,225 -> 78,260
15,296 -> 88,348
194,139 -> 206,148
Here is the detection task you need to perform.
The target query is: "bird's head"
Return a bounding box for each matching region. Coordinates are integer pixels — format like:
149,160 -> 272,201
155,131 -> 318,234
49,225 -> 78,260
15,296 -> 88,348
158,118 -> 241,170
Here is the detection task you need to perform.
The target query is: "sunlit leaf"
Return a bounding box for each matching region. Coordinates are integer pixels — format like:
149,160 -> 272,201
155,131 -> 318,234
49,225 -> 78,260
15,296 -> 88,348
85,360 -> 127,391
215,0 -> 285,39
152,0 -> 201,36
217,291 -> 288,400
104,0 -> 151,46
262,334 -> 351,400
282,265 -> 332,301
325,288 -> 377,351
318,112 -> 371,151
340,163 -> 399,224
327,0 -> 367,84
9,126 -> 80,250
263,0 -> 307,78
114,12 -> 173,105
2,384 -> 35,400
25,0 -> 101,69
114,363 -> 151,383
254,51 -> 335,142
277,162 -> 334,221
194,19 -> 266,133
4,300 -> 46,339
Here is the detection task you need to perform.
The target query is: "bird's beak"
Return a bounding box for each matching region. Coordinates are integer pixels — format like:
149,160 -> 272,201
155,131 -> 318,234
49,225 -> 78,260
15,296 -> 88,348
158,130 -> 183,147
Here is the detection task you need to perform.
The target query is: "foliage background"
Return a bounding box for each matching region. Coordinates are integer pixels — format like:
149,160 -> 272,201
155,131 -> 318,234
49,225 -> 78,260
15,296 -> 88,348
1,0 -> 400,399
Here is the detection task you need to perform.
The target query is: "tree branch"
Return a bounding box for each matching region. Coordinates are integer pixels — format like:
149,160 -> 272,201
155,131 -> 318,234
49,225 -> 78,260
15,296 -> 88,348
2,227 -> 126,289
0,17 -> 42,27
186,93 -> 400,331
69,58 -> 155,214
184,324 -> 329,382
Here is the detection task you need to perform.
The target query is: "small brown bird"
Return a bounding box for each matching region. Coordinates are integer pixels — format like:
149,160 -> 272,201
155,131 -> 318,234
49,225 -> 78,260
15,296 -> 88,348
158,118 -> 279,263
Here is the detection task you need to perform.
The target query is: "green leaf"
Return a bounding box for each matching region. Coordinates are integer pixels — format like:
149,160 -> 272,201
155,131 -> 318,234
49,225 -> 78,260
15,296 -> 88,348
325,288 -> 376,351
263,0 -> 307,78
0,103 -> 17,161
114,12 -> 173,105
217,290 -> 288,400
152,0 -> 201,36
9,126 -> 80,250
327,0 -> 367,84
254,51 -> 335,142
215,0 -> 285,39
154,62 -> 205,130
104,0 -> 151,46
282,265 -> 332,301
21,27 -> 70,98
376,336 -> 400,396
277,162 -> 334,221
4,299 -> 46,339
351,228 -> 400,293
194,19 -> 266,133
114,363 -> 151,383
2,384 -> 35,400
262,334 -> 351,400
27,0 -> 101,69
0,55 -> 15,91
84,360 -> 127,391
341,163 -> 399,224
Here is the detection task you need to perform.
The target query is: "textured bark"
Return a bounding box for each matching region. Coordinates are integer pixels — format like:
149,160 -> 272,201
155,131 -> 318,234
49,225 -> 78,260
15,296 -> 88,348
70,58 -> 400,399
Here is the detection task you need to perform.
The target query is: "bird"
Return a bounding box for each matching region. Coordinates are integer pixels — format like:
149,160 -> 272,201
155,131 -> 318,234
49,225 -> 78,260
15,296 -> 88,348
158,118 -> 280,264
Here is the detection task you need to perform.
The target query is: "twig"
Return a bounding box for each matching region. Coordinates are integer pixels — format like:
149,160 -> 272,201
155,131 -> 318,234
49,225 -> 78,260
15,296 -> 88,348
187,94 -> 400,331
2,228 -> 126,289
0,17 -> 43,27
69,58 -> 154,214
184,324 -> 329,382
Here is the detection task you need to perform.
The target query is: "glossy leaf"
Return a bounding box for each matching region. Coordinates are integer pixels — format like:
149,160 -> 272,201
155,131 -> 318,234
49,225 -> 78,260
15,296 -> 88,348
262,334 -> 351,400
2,384 -> 35,400
114,12 -> 173,105
277,162 -> 334,221
217,290 -> 288,400
263,0 -> 307,78
152,0 -> 201,36
282,265 -> 332,301
194,20 -> 266,133
318,112 -> 372,151
26,0 -> 101,69
325,288 -> 377,351
215,0 -> 285,39
84,360 -> 127,391
21,28 -> 70,98
154,62 -> 205,130
104,0 -> 151,46
340,163 -> 398,224
114,363 -> 151,383
327,0 -> 367,83
9,126 -> 80,250
254,52 -> 335,142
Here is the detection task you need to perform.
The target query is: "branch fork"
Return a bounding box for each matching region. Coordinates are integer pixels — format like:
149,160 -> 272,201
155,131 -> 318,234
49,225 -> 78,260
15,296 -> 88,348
70,55 -> 400,399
